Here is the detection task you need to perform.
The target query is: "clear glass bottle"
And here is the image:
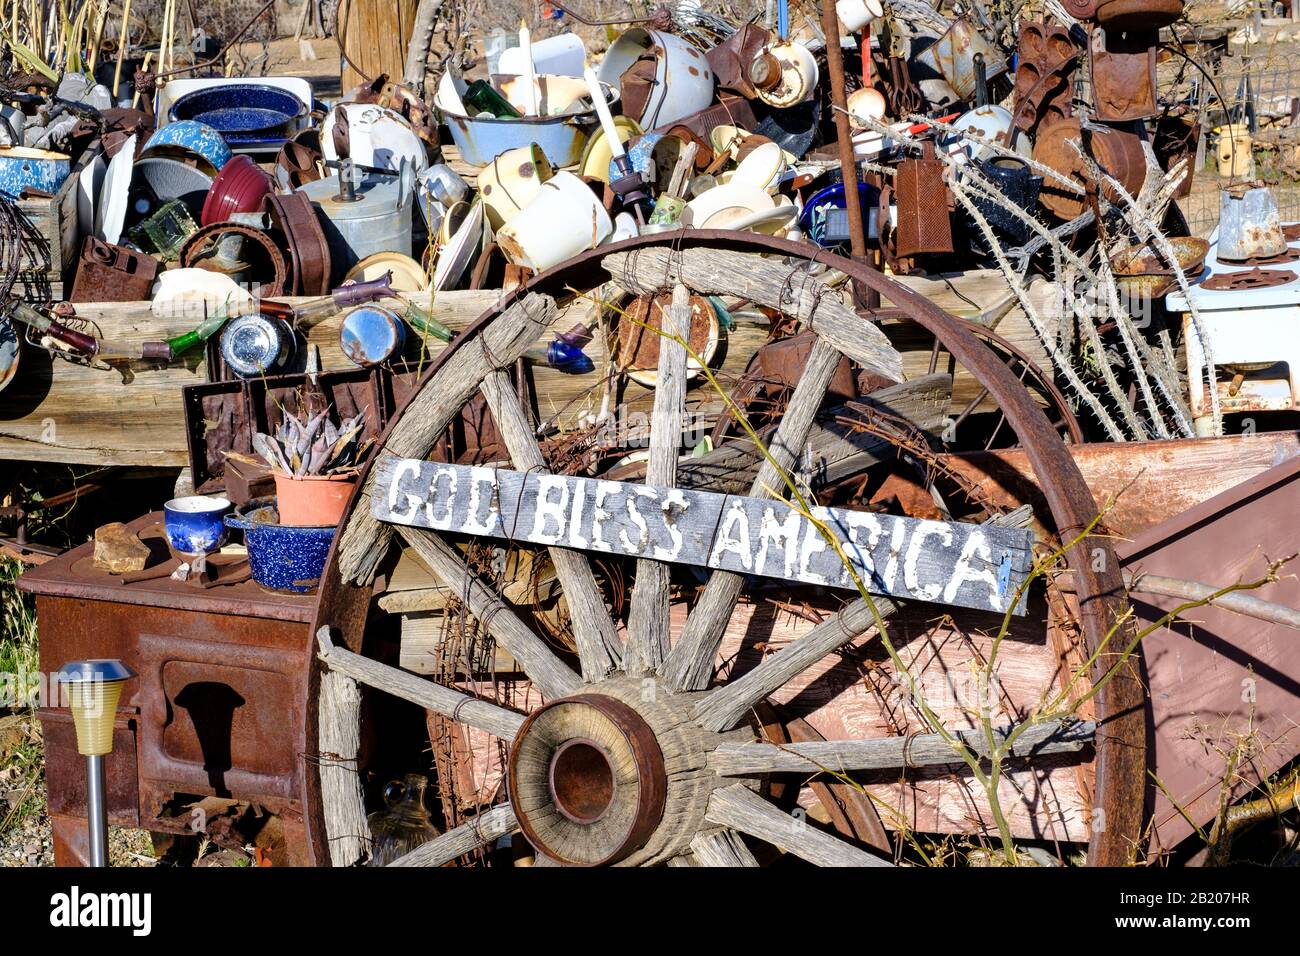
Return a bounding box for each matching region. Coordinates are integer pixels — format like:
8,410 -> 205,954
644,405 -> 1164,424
367,773 -> 440,866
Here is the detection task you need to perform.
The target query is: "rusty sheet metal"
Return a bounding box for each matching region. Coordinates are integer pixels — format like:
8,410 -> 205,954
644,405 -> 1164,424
39,709 -> 140,825
1117,456 -> 1300,852
304,230 -> 1145,867
1088,26 -> 1158,122
915,18 -> 1008,101
18,512 -> 316,621
705,22 -> 774,100
1201,267 -> 1297,291
1010,54 -> 1077,138
893,143 -> 953,258
936,432 -> 1300,540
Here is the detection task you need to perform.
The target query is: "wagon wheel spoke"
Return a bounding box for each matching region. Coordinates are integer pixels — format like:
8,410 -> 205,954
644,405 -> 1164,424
393,525 -> 581,700
659,335 -> 846,692
687,828 -> 761,867
707,719 -> 1097,775
316,627 -> 526,739
705,784 -> 894,868
694,595 -> 896,732
625,283 -> 690,676
388,804 -> 519,867
481,369 -> 621,681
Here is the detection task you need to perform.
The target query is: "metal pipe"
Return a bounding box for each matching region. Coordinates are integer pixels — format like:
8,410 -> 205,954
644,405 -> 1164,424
86,754 -> 107,867
819,0 -> 866,260
1126,572 -> 1300,631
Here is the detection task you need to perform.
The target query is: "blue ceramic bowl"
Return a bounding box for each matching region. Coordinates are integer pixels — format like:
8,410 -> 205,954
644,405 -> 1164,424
169,85 -> 306,147
164,495 -> 232,555
225,497 -> 336,594
0,147 -> 70,199
143,120 -> 232,174
799,181 -> 880,248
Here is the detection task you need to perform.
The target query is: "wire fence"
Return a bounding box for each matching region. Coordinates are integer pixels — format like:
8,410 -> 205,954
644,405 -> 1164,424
1168,39 -> 1300,235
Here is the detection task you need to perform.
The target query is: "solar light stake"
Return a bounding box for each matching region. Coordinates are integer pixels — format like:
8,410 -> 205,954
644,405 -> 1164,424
55,660 -> 135,867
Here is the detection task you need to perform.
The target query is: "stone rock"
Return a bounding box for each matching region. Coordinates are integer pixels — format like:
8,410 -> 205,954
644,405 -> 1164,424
93,523 -> 150,573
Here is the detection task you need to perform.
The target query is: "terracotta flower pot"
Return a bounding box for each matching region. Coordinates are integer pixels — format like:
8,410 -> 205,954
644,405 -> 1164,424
273,472 -> 357,527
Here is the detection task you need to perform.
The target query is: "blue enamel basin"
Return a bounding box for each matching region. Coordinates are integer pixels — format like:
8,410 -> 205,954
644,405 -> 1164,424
169,85 -> 306,147
225,497 -> 336,594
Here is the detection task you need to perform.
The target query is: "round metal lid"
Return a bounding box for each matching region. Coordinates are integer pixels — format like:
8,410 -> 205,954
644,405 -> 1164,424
54,659 -> 137,683
220,313 -> 292,377
340,305 -> 403,367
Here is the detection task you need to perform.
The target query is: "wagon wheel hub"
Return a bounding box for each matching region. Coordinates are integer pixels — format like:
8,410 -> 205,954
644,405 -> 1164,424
508,691 -> 670,866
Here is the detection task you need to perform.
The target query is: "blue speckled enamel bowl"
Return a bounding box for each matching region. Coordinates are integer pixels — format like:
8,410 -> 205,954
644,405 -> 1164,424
169,85 -> 306,147
164,495 -> 232,555
225,497 -> 336,594
143,120 -> 232,175
0,147 -> 70,199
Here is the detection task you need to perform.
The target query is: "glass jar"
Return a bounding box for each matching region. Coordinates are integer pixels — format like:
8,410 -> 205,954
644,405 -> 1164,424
367,773 -> 440,866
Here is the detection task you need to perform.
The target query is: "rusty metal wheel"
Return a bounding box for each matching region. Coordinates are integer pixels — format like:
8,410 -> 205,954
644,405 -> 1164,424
301,233 -> 1145,868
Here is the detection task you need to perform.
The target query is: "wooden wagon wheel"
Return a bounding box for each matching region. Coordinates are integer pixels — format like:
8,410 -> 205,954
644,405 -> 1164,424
302,233 -> 1145,868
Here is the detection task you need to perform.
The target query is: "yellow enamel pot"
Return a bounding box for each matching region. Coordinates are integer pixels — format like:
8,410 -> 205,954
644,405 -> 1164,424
477,143 -> 555,230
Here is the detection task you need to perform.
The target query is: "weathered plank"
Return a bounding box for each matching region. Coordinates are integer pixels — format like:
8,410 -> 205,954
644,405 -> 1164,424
372,459 -> 1035,614
939,432 -> 1300,539
705,784 -> 893,867
0,289 -> 504,466
708,719 -> 1096,775
625,284 -> 690,676
318,668 -> 370,866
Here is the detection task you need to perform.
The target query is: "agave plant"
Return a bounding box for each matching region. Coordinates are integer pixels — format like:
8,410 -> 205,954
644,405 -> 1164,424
230,407 -> 371,478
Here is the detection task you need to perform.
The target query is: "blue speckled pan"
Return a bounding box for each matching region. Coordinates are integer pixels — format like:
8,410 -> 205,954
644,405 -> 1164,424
169,84 -> 306,147
225,497 -> 336,594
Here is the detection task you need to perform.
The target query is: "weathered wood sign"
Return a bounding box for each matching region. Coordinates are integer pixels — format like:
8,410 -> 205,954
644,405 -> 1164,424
372,458 -> 1035,615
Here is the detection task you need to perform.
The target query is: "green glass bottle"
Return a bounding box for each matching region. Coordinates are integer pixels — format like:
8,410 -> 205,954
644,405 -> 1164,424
462,80 -> 522,119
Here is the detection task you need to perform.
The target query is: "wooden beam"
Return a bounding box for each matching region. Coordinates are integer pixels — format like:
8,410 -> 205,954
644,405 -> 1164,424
705,784 -> 893,867
625,284 -> 689,676
708,719 -> 1097,776
601,247 -> 904,383
0,290 -> 503,468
